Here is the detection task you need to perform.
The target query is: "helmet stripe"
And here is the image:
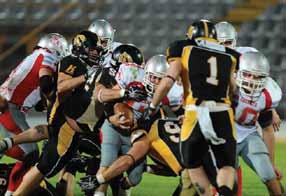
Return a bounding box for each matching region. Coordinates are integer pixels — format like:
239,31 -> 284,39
203,21 -> 209,38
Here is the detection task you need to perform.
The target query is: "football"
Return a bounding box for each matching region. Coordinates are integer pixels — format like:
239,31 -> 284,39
113,102 -> 134,127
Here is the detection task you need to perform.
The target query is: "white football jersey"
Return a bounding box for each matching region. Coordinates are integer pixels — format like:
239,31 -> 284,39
102,41 -> 122,68
115,62 -> 146,119
0,48 -> 59,109
162,82 -> 184,107
235,77 -> 282,143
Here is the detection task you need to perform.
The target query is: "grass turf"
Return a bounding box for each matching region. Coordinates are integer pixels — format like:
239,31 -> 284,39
1,143 -> 285,196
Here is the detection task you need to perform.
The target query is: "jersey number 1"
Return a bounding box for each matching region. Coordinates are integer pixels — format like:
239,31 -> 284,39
206,56 -> 218,86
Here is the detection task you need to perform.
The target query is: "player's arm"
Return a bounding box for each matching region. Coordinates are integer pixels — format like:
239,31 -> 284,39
57,72 -> 85,94
152,59 -> 182,107
229,56 -> 237,95
79,131 -> 150,191
271,109 -> 281,132
151,41 -> 184,108
39,67 -> 55,100
94,84 -> 124,103
102,133 -> 150,181
57,59 -> 86,95
0,125 -> 48,153
258,109 -> 282,179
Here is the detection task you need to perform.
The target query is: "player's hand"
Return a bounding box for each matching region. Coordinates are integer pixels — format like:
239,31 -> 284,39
109,112 -> 131,130
274,166 -> 283,180
78,175 -> 100,192
124,81 -> 147,102
143,103 -> 157,120
272,110 -> 281,132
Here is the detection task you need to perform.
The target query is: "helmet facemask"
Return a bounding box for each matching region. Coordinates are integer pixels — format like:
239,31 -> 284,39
236,70 -> 268,100
236,51 -> 270,101
143,71 -> 164,96
143,54 -> 169,96
100,32 -> 114,55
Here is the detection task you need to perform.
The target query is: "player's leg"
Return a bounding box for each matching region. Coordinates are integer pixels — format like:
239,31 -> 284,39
14,122 -> 80,195
179,169 -> 198,196
180,111 -> 212,196
0,110 -> 39,196
240,132 -> 282,195
0,125 -> 48,153
13,166 -> 44,196
121,134 -> 145,188
95,119 -> 121,196
210,109 -> 236,196
236,142 -> 244,196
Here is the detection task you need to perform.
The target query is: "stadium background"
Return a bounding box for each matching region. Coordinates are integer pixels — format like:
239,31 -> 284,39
0,0 -> 285,195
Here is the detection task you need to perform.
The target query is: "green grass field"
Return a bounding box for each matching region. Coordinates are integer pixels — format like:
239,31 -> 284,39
2,142 -> 285,196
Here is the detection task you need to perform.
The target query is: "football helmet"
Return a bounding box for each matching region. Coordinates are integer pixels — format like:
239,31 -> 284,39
88,19 -> 115,54
110,44 -> 144,71
215,21 -> 237,48
236,51 -> 270,99
71,30 -> 103,66
143,54 -> 169,95
37,33 -> 69,58
186,19 -> 217,40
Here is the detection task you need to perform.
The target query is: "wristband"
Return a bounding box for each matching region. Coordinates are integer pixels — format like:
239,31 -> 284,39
165,75 -> 176,83
150,102 -> 156,109
96,173 -> 106,184
120,89 -> 125,98
97,89 -> 103,103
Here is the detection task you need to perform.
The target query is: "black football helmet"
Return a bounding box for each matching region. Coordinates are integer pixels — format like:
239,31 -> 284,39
110,44 -> 144,71
72,30 -> 103,66
186,19 -> 217,40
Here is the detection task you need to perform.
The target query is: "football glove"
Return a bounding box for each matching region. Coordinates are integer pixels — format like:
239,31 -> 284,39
124,81 -> 147,102
78,175 -> 100,192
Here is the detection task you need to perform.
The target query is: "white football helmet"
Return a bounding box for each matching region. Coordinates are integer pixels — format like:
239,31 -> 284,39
88,19 -> 115,53
236,51 -> 270,99
143,54 -> 169,95
215,21 -> 237,48
37,33 -> 69,58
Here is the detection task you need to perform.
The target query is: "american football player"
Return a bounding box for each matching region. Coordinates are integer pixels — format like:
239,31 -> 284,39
234,51 -> 283,195
149,20 -> 238,196
94,44 -> 147,196
13,30 -> 105,196
216,21 -> 284,195
0,33 -> 68,196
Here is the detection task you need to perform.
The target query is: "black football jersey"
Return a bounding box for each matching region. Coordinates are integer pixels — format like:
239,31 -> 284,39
167,39 -> 237,105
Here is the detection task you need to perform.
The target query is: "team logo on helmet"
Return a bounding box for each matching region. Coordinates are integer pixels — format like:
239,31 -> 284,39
118,52 -> 133,64
73,34 -> 87,47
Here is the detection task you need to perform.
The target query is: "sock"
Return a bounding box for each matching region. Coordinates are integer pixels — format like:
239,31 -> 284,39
93,191 -> 105,196
7,162 -> 26,192
218,185 -> 233,196
236,167 -> 243,196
